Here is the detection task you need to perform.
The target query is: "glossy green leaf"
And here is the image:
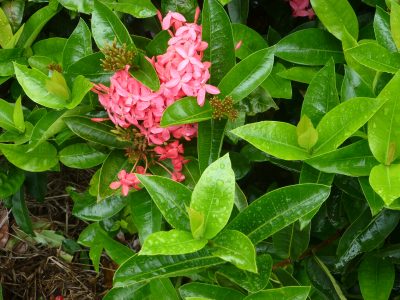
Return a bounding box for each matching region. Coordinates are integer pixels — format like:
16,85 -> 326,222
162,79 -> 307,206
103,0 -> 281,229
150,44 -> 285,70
91,0 -> 134,49
108,0 -> 157,18
218,47 -> 274,102
63,116 -> 130,148
11,188 -> 33,235
217,254 -> 272,293
369,164 -> 400,205
32,37 -> 66,63
13,97 -> 25,133
69,188 -> 127,221
306,255 -> 346,300
202,0 -> 235,85
368,70 -> 400,165
275,29 -> 345,65
358,255 -> 395,300
0,165 -> 25,198
314,97 -> 383,155
190,154 -> 235,239
67,52 -> 112,84
232,23 -> 268,59
228,184 -> 330,244
146,30 -> 170,57
301,58 -> 339,125
128,189 -> 162,244
62,18 -> 92,71
16,1 -> 60,48
228,0 -> 249,24
129,53 -> 160,91
137,174 -> 192,231
0,99 -> 19,132
79,223 -> 134,269
374,6 -> 397,52
277,66 -> 320,84
66,75 -> 93,109
359,177 -> 385,216
0,48 -> 24,77
244,287 -> 311,300
260,63 -> 292,99
336,209 -> 400,269
97,150 -> 132,199
310,0 -> 358,40
114,249 -> 224,287
141,230 -> 208,255
103,283 -> 148,300
341,65 -> 374,101
14,63 -> 68,109
161,0 -> 198,21
0,7 -> 12,48
231,121 -> 310,161
161,97 -> 212,127
391,0 -> 400,50
57,0 -> 93,13
179,283 -> 245,300
0,142 -> 58,172
306,140 -> 378,176
273,222 -> 310,260
211,229 -> 257,272
182,158 -> 201,190
59,143 -> 107,169
346,42 -> 400,73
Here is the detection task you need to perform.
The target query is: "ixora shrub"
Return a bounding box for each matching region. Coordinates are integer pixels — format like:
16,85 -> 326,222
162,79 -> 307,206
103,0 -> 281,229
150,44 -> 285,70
2,0 -> 400,298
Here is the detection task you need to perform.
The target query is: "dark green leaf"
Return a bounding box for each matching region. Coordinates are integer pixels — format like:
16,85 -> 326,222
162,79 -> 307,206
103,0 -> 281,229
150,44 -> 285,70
340,65 -> 374,101
232,23 -> 268,59
359,177 -> 385,216
179,283 -> 245,300
272,222 -> 310,260
67,52 -> 112,84
59,143 -> 107,169
244,287 -> 311,300
11,188 -> 33,235
0,165 -> 25,199
108,0 -> 157,18
129,53 -> 160,91
161,0 -> 198,21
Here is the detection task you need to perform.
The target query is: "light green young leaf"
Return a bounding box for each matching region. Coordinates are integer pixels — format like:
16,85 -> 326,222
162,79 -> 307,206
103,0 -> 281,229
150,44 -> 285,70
13,97 -> 25,133
369,164 -> 400,205
391,0 -> 400,50
296,115 -> 318,152
0,8 -> 12,48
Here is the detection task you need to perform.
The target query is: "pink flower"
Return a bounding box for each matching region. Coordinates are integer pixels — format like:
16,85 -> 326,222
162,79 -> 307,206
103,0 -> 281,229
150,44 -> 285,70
162,11 -> 186,30
289,0 -> 315,18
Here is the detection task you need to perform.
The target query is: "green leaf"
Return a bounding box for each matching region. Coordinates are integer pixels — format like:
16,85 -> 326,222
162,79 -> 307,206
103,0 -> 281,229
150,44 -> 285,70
63,116 -> 130,148
150,278 -> 180,300
69,188 -> 127,221
137,174 -> 192,231
57,0 -> 93,13
13,97 -> 25,133
275,29 -> 345,66
16,1 -> 60,48
346,42 -> 400,73
11,188 -> 33,235
305,140 -> 379,177
217,254 -> 272,293
358,255 -> 395,300
211,229 -> 257,273
0,165 -> 25,198
45,70 -> 70,100
108,0 -> 157,18
340,65 -> 374,101
97,150 -> 132,199
62,18 -> 92,71
368,70 -> 400,165
273,223 -> 310,260
202,0 -> 236,85
0,8 -> 12,48
91,0 -> 134,49
301,58 -> 339,126
179,283 -> 245,300
306,255 -> 346,300
0,142 -> 58,172
0,48 -> 24,77
359,177 -> 385,216
314,97 -> 383,155
374,6 -> 397,52
128,189 -> 162,244
161,97 -> 212,127
296,115 -> 318,152
13,63 -> 68,109
244,287 -> 311,300
32,37 -> 66,62
59,143 -> 107,169
310,0 -> 358,41
227,0 -> 249,24
66,75 -> 93,109
67,52 -> 112,84
218,47 -> 275,102
2,0 -> 24,33
391,0 -> 400,50
369,164 -> 400,205
232,23 -> 268,59
227,184 -> 331,244
140,230 -> 208,255
231,121 -> 310,161
161,0 -> 198,21
277,66 -> 320,84
129,53 -> 160,91
260,63 -> 292,100
0,99 -> 19,132
146,30 -> 170,57
114,249 -> 223,287
336,209 -> 400,269
190,154 -> 235,239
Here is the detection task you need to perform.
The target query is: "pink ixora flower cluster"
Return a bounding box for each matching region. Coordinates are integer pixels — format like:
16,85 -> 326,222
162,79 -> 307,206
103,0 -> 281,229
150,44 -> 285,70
289,0 -> 314,18
93,9 -> 220,196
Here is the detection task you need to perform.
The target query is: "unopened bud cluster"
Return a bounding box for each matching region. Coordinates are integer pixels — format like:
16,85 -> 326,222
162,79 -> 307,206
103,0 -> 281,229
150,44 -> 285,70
210,96 -> 238,121
100,40 -> 137,72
